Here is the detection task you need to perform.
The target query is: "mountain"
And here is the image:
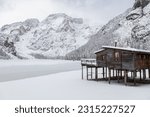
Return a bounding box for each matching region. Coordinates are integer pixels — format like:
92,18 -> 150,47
66,0 -> 150,60
0,13 -> 100,59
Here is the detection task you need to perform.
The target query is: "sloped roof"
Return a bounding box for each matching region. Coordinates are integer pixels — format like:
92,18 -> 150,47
94,49 -> 105,54
95,46 -> 150,54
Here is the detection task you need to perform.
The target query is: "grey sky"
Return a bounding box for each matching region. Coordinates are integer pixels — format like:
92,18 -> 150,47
0,0 -> 134,27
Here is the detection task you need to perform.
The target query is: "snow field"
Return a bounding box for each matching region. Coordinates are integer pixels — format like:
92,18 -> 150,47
0,60 -> 150,100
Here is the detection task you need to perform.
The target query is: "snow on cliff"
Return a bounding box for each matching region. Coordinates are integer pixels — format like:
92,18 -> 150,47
0,13 -> 99,59
66,1 -> 150,59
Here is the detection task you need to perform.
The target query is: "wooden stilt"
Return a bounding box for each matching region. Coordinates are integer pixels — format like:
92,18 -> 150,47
140,69 -> 142,81
82,66 -> 83,80
149,68 -> 150,78
113,68 -> 115,78
109,69 -> 112,78
133,71 -> 136,86
124,70 -> 127,86
103,67 -> 105,78
87,67 -> 88,80
131,72 -> 133,79
95,67 -> 98,81
106,67 -> 107,78
109,69 -> 111,84
143,69 -> 146,80
91,67 -> 92,79
117,70 -> 120,83
121,70 -> 122,78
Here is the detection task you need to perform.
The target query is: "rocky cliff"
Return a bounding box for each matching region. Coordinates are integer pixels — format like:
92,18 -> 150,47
66,1 -> 150,59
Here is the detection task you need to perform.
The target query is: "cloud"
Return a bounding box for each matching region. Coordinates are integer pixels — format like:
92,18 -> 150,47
0,0 -> 134,27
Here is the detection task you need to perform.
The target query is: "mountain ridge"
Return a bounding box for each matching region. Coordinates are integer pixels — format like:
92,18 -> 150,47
0,13 -> 100,59
66,1 -> 150,60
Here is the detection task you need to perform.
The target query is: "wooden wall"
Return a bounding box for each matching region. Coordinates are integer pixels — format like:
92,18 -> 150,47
96,49 -> 150,71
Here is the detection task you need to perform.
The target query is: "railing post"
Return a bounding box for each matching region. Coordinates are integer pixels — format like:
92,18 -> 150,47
82,65 -> 83,80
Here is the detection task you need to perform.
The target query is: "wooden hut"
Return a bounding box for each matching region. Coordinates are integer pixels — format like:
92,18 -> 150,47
81,46 -> 150,85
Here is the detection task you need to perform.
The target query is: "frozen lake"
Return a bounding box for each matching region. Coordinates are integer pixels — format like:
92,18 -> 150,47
0,60 -> 80,82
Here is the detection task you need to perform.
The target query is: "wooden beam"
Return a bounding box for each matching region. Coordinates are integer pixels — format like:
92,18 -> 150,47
149,68 -> 150,79
109,69 -> 111,84
124,70 -> 128,86
133,71 -> 136,86
95,67 -> 98,81
143,69 -> 146,80
106,67 -> 107,78
117,70 -> 120,83
91,67 -> 92,79
113,68 -> 115,78
140,69 -> 142,81
103,67 -> 105,78
116,69 -> 118,77
131,71 -> 133,79
87,67 -> 88,80
121,70 -> 123,78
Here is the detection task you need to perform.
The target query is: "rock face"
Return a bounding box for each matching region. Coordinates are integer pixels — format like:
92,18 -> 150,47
0,13 -> 99,59
66,1 -> 150,60
134,0 -> 150,9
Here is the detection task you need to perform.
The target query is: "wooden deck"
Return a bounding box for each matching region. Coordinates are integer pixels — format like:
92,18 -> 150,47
81,59 -> 150,86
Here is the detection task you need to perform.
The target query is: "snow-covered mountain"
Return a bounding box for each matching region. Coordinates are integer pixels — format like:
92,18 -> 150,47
0,13 -> 100,59
66,0 -> 150,59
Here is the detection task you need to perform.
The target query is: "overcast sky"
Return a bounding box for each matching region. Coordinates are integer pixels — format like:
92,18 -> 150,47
0,0 -> 134,27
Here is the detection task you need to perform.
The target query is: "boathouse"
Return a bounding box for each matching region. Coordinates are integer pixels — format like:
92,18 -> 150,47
81,46 -> 150,85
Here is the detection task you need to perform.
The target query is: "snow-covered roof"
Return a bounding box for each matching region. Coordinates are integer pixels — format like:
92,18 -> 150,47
95,46 -> 150,54
94,49 -> 105,54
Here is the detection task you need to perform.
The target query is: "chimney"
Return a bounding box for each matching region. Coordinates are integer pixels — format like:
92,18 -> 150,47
115,40 -> 117,47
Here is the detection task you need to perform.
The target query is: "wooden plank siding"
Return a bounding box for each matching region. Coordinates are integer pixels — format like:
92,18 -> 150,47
81,46 -> 150,86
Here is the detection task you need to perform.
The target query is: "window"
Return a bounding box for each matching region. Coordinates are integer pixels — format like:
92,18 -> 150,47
115,52 -> 120,61
102,55 -> 105,61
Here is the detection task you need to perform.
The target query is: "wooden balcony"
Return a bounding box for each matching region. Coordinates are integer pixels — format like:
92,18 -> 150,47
81,59 -> 97,67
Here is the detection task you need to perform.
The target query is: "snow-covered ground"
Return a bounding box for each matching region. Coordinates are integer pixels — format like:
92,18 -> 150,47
0,60 -> 150,100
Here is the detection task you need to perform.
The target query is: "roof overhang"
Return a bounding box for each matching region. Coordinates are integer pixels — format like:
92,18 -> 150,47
95,46 -> 150,54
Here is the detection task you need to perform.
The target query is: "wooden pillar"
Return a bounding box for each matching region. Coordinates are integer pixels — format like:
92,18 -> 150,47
109,69 -> 111,84
133,71 -> 136,86
109,69 -> 111,78
113,68 -> 115,78
106,67 -> 107,78
82,66 -> 84,80
131,71 -> 133,79
117,70 -> 120,83
121,70 -> 123,78
87,67 -> 88,80
95,67 -> 98,81
99,68 -> 101,79
143,69 -> 146,80
149,68 -> 150,78
103,67 -> 104,78
124,70 -> 128,86
91,67 -> 92,79
140,69 -> 142,81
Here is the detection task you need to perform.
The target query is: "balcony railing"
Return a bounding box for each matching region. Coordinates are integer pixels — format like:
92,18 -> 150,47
81,59 -> 107,67
81,59 -> 97,66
